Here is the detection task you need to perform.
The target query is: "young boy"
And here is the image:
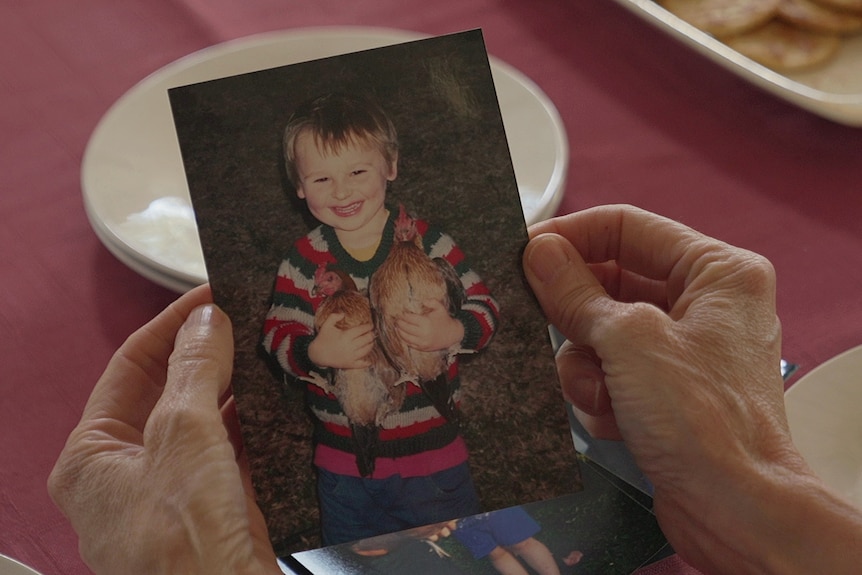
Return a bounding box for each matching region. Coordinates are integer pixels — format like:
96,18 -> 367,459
261,92 -> 500,545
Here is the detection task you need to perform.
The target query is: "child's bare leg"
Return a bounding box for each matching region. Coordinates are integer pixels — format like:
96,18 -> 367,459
507,537 -> 561,575
487,546 -> 530,575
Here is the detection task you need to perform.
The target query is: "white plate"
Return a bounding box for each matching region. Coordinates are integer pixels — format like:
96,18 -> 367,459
81,27 -> 569,292
609,0 -> 862,126
785,344 -> 862,507
0,555 -> 42,575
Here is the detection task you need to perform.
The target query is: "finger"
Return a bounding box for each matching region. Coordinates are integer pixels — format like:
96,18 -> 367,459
555,341 -> 611,416
396,330 -> 421,349
347,322 -> 375,337
522,232 -> 620,348
571,405 -> 623,441
220,394 -> 244,459
588,261 -> 669,311
351,341 -> 375,365
78,284 -> 214,432
528,204 -> 706,286
322,313 -> 345,329
146,303 -> 234,446
395,317 -> 421,337
422,299 -> 444,312
396,319 -> 428,345
348,325 -> 376,351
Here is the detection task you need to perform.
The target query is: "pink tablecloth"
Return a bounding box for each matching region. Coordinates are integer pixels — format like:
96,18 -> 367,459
2,1 -> 861,574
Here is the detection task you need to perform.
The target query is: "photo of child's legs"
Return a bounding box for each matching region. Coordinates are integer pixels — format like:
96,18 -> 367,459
502,537 -> 560,575
488,546 -> 528,575
453,506 -> 579,575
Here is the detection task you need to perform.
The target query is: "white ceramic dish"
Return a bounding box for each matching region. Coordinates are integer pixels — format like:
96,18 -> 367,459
785,344 -> 862,507
0,555 -> 42,575
609,0 -> 862,126
81,27 -> 569,292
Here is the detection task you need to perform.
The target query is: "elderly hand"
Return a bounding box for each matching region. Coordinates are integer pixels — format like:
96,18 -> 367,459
48,285 -> 280,575
523,205 -> 862,575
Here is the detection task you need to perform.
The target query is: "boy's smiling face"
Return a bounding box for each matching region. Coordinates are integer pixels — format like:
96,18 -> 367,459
295,130 -> 396,239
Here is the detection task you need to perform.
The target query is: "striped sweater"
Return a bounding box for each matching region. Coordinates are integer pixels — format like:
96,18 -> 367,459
262,207 -> 499,478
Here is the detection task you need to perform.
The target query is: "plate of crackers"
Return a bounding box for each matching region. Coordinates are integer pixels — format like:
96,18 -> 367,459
610,0 -> 862,126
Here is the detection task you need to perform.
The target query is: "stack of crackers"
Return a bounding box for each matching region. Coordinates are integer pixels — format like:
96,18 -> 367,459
659,0 -> 862,70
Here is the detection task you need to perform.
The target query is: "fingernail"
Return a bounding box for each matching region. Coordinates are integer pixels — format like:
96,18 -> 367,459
188,304 -> 217,328
587,378 -> 604,413
528,235 -> 570,284
562,378 -> 604,414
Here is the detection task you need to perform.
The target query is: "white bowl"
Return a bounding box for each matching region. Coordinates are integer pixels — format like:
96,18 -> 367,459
785,344 -> 862,507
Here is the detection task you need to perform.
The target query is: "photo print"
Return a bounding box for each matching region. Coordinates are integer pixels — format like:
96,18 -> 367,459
169,29 -> 664,573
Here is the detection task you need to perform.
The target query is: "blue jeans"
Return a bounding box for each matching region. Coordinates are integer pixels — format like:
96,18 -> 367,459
453,506 -> 541,559
317,462 -> 481,545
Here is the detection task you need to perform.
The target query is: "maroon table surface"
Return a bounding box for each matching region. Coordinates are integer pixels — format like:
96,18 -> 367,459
3,1 -> 861,574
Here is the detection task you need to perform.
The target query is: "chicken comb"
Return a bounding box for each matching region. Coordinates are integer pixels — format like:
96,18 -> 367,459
396,203 -> 412,225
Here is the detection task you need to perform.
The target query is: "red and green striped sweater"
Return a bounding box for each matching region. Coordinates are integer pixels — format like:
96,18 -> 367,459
262,207 -> 499,478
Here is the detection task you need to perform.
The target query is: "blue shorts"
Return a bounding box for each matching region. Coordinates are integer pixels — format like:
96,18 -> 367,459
317,462 -> 481,546
452,506 -> 541,559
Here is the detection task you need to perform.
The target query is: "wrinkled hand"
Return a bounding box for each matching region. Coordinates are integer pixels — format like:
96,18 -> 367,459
308,313 -> 375,369
523,205 -> 808,574
48,285 -> 280,575
397,299 -> 464,352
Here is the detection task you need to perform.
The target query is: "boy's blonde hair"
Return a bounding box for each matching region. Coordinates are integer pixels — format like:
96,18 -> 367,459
284,92 -> 399,187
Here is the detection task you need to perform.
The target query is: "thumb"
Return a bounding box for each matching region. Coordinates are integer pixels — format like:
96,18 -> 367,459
148,304 -> 235,441
523,233 -> 613,348
322,312 -> 345,328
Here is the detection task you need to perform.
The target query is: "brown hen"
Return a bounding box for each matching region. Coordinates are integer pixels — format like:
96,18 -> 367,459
307,263 -> 403,476
369,204 -> 466,423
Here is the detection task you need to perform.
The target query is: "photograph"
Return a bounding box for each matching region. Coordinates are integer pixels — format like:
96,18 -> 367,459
169,30 -> 581,556
291,461 -> 668,575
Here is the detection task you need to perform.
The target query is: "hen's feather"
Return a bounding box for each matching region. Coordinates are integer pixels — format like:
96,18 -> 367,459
369,205 -> 463,422
310,266 -> 403,476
